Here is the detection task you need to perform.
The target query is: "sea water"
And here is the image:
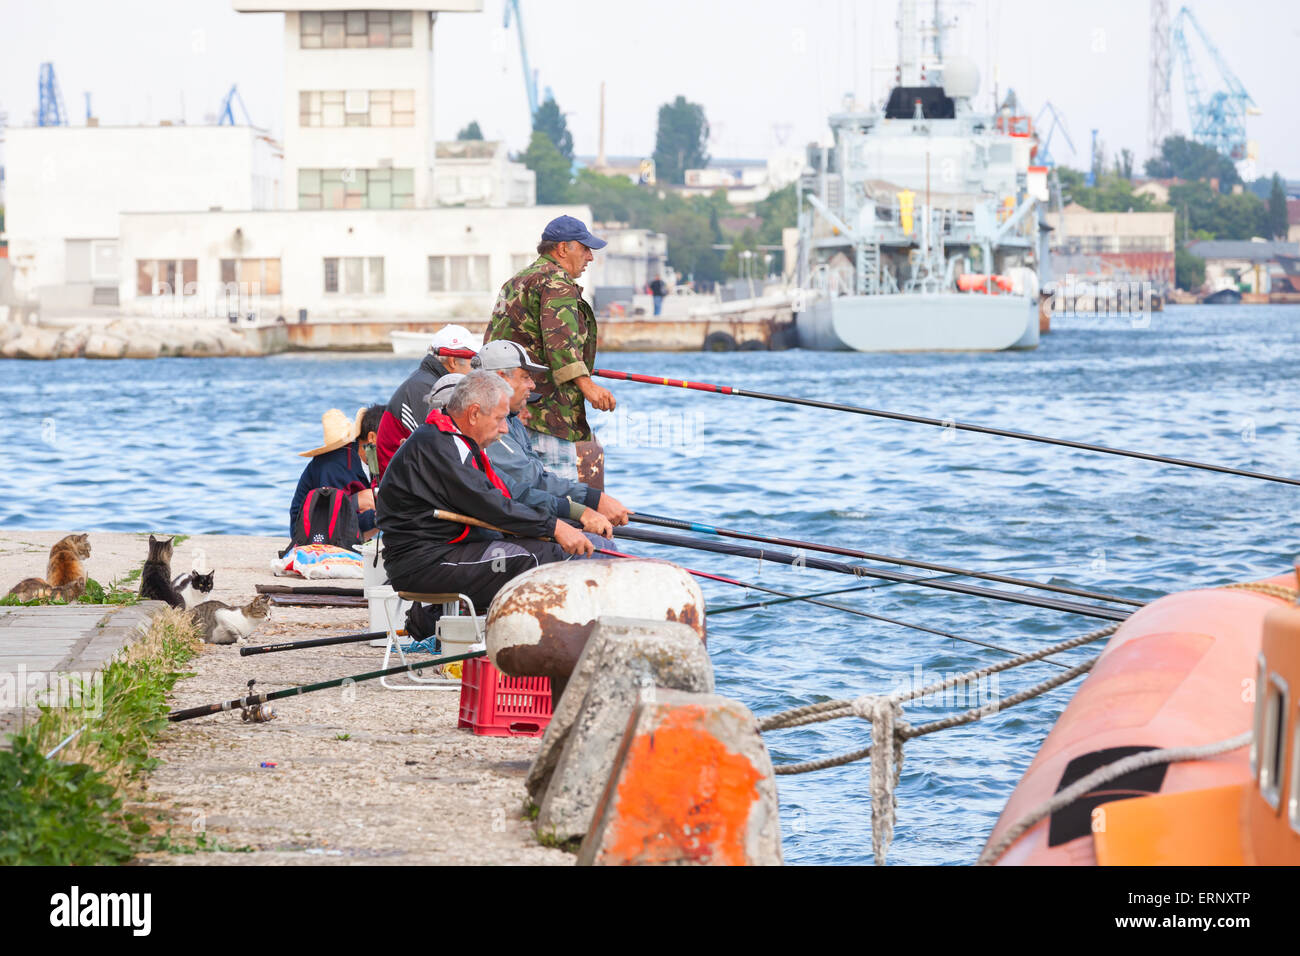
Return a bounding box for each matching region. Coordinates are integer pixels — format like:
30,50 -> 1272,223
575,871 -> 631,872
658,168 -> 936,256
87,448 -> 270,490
4,304 -> 1298,864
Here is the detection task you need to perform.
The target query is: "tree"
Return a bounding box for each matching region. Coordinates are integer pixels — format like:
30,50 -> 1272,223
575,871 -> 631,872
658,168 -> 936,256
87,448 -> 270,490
456,121 -> 483,141
1055,167 -> 1157,213
532,97 -> 573,165
520,131 -> 571,205
1113,148 -> 1134,181
1167,180 -> 1269,240
1144,135 -> 1239,190
653,96 -> 710,186
1268,173 -> 1289,239
1175,246 -> 1205,291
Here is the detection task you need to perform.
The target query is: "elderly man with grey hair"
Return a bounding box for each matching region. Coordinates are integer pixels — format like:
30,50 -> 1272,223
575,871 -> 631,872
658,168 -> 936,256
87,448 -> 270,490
377,370 -> 597,614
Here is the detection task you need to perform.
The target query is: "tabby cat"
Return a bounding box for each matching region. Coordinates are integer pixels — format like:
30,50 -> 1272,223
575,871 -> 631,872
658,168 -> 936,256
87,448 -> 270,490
139,535 -> 185,609
4,533 -> 91,603
189,594 -> 272,645
173,569 -> 215,609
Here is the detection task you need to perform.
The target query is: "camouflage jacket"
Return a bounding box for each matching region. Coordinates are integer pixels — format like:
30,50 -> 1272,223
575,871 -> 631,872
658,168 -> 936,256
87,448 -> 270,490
487,255 -> 598,443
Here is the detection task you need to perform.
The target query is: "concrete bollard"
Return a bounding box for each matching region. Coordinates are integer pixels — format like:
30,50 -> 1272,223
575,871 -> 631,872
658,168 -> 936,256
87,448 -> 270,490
576,689 -> 783,866
531,617 -> 713,842
486,558 -> 705,688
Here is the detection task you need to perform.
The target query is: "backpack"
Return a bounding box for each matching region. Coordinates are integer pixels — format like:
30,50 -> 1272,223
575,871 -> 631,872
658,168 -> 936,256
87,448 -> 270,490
293,486 -> 362,551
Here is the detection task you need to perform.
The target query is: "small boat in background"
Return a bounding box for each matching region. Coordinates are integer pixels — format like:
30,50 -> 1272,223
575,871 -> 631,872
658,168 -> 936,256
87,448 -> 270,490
1200,288 -> 1243,305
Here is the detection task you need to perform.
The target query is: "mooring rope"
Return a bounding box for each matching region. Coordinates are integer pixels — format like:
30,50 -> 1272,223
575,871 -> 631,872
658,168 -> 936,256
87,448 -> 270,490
759,576 -> 1296,865
759,622 -> 1120,864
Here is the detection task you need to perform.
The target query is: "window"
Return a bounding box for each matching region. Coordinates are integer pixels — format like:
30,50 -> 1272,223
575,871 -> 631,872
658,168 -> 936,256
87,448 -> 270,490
301,10 -> 412,48
428,255 -> 491,292
135,259 -> 197,296
219,258 -> 282,295
324,257 -> 384,294
298,168 -> 414,209
299,90 -> 415,127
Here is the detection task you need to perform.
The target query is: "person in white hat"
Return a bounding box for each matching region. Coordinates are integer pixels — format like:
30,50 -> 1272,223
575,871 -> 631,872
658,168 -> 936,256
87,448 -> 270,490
288,405 -> 385,541
374,324 -> 482,480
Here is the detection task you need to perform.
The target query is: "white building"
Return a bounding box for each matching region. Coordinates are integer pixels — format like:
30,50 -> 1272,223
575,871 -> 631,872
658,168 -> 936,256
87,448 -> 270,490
433,140 -> 534,208
118,204 -> 590,321
5,125 -> 280,308
9,1 -> 612,324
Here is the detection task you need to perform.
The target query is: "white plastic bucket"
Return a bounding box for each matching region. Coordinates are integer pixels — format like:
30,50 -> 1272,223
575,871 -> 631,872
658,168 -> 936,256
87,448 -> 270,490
365,584 -> 411,646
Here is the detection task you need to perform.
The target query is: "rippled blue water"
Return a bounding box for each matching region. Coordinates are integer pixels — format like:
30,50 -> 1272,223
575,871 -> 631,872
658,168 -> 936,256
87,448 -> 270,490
4,304 -> 1299,864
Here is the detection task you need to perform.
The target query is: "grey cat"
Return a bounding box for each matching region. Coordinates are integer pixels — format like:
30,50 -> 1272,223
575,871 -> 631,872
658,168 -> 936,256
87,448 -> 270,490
189,594 -> 272,645
139,535 -> 185,609
172,569 -> 215,609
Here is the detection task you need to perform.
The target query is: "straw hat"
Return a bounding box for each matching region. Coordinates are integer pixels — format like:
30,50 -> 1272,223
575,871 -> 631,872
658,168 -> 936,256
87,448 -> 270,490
299,408 -> 363,457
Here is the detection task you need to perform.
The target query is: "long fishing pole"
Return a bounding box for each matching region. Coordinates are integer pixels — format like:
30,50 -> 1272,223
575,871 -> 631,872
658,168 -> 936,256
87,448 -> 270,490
239,628 -> 407,656
167,648 -> 486,723
614,526 -> 1129,621
630,513 -> 1145,607
430,507 -> 1125,620
596,548 -> 1071,668
437,346 -> 1299,486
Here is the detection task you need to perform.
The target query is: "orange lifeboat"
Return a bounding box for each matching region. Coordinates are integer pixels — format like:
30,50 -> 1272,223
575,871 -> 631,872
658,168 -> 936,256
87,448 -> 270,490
983,571 -> 1300,865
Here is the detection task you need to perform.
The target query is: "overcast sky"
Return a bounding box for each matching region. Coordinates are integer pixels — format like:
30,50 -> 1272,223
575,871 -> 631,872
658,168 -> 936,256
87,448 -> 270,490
3,0 -> 1297,179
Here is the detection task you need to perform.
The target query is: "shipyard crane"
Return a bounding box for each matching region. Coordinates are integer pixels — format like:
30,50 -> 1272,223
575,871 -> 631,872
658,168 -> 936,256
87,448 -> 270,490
1032,101 -> 1076,169
503,0 -> 553,120
1171,5 -> 1258,161
217,84 -> 254,127
38,62 -> 68,127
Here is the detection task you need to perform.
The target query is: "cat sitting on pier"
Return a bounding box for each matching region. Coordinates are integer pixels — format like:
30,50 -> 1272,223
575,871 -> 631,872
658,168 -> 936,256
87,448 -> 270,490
139,535 -> 185,609
189,594 -> 272,645
173,569 -> 215,609
4,533 -> 91,603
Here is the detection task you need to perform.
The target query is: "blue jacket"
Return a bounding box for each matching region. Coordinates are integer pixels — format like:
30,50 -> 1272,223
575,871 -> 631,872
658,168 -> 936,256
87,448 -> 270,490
486,413 -> 601,520
289,443 -> 376,539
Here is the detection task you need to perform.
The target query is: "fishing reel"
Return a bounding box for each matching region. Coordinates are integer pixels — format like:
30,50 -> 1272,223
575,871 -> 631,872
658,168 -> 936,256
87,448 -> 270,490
240,679 -> 276,723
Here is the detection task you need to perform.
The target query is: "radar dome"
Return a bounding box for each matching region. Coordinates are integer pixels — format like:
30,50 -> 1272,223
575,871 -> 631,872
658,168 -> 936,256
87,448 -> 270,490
943,57 -> 980,100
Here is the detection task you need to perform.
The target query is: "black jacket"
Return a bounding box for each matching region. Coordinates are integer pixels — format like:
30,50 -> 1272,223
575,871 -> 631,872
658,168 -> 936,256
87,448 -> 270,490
377,412 -> 557,571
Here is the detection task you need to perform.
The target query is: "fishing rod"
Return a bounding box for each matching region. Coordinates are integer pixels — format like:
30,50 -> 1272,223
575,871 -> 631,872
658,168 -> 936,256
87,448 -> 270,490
614,526 -> 1129,621
239,628 -> 407,656
596,548 -> 1071,668
437,346 -> 1299,486
630,513 -> 1145,608
429,506 -> 1125,620
167,648 -> 486,723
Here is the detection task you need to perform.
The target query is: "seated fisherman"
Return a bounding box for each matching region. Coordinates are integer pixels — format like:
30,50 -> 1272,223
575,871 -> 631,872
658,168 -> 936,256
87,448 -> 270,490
468,340 -> 632,535
377,371 -> 596,612
290,405 -> 385,542
375,324 -> 480,480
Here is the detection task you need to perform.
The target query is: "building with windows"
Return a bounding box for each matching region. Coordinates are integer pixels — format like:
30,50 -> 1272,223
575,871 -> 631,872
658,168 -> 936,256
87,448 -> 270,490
1045,203 -> 1176,290
10,1 -> 607,327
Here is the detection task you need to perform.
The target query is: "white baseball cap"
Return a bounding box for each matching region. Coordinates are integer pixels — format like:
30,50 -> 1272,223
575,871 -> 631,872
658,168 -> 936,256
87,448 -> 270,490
428,324 -> 482,355
424,373 -> 464,410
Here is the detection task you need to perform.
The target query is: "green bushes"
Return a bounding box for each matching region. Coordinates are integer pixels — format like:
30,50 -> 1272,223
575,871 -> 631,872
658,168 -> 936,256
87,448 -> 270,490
0,609 -> 200,864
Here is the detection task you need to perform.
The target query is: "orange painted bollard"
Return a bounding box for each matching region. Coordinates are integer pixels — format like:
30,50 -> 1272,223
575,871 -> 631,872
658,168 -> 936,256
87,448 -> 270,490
577,690 -> 782,866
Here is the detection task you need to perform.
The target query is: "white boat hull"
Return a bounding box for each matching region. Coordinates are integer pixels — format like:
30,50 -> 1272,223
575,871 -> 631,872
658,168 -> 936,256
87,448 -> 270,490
390,331 -> 433,356
796,294 -> 1039,352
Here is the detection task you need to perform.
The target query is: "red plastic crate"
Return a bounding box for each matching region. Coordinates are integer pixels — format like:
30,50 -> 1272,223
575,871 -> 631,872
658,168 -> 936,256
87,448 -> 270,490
458,656 -> 553,737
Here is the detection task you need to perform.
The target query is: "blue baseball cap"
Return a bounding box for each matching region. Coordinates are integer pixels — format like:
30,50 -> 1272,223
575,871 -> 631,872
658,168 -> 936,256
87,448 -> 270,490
541,215 -> 606,250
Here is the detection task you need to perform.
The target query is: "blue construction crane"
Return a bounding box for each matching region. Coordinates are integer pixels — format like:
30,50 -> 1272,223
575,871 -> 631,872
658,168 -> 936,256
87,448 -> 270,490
1171,6 -> 1258,160
38,62 -> 68,127
503,0 -> 553,120
217,84 -> 254,126
1032,101 -> 1076,169
1086,128 -> 1100,186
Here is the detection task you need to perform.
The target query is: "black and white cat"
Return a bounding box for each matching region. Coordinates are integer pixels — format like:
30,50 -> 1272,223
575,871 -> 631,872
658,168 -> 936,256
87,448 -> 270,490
172,569 -> 215,609
189,594 -> 272,645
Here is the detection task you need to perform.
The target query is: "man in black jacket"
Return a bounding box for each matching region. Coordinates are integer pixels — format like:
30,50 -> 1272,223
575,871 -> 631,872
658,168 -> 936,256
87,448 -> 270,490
377,371 -> 595,611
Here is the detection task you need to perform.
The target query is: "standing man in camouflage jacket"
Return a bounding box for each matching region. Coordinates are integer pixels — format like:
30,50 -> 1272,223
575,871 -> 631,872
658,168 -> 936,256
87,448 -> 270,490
486,215 -> 616,485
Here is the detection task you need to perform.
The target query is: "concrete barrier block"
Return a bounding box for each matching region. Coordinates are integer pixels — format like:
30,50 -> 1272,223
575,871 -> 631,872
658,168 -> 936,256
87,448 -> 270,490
576,689 -> 782,866
533,617 -> 713,840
